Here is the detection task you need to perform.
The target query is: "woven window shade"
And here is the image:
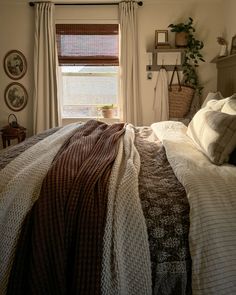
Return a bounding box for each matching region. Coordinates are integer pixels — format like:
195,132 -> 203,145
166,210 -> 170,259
56,24 -> 119,66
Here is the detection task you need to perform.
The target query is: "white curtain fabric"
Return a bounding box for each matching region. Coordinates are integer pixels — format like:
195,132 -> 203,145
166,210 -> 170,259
119,1 -> 142,125
153,68 -> 169,121
33,3 -> 60,134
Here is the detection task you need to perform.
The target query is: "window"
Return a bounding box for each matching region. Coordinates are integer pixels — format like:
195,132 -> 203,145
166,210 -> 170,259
56,24 -> 119,118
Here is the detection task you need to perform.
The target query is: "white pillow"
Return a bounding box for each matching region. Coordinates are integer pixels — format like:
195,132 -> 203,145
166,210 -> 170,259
201,91 -> 223,108
187,107 -> 236,165
221,94 -> 236,115
206,97 -> 229,111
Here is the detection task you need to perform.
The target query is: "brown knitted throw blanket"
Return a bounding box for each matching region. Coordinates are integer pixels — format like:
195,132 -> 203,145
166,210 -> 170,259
7,120 -> 125,295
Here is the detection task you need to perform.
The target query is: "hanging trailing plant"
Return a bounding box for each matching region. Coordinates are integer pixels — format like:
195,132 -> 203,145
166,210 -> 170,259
168,17 -> 205,96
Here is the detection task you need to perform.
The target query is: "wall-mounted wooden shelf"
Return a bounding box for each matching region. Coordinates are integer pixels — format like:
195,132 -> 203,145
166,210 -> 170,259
146,65 -> 182,71
152,48 -> 185,53
146,48 -> 185,71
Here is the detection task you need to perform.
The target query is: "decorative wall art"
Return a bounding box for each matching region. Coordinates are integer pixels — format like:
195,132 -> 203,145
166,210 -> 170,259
155,30 -> 170,49
3,50 -> 27,80
4,82 -> 28,112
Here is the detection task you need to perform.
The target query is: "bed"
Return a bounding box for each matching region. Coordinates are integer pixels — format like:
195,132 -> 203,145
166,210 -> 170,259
1,55 -> 236,294
0,92 -> 236,295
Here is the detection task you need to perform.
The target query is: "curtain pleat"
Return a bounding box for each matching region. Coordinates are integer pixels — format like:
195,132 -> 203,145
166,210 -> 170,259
119,1 -> 142,125
33,3 -> 60,134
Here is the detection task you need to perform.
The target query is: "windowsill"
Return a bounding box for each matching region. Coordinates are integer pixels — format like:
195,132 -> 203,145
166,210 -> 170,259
62,117 -> 120,126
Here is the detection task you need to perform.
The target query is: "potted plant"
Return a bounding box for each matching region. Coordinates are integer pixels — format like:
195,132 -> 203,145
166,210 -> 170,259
168,17 -> 205,96
168,17 -> 195,47
99,104 -> 116,118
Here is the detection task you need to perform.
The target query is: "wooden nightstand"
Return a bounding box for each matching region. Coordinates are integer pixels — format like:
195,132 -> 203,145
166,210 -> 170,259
1,125 -> 26,148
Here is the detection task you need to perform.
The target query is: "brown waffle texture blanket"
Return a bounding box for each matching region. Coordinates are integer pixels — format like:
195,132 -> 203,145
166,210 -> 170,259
6,120 -> 125,295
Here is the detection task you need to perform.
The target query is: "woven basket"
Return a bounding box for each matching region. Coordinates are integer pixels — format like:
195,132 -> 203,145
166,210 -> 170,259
169,85 -> 195,117
169,66 -> 195,118
8,113 -> 19,128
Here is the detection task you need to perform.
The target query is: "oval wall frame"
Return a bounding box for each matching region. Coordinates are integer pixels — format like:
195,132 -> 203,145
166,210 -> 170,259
4,82 -> 28,112
3,50 -> 27,80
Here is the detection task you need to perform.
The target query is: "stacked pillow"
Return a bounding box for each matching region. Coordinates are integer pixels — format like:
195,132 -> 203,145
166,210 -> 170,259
222,97 -> 236,165
201,91 -> 224,108
221,98 -> 236,114
187,93 -> 236,165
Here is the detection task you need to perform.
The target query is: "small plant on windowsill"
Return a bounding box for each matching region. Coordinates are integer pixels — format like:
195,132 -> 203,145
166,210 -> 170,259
98,104 -> 116,118
168,17 -> 205,96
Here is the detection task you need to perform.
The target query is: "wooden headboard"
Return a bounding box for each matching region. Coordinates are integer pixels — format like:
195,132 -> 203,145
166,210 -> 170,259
216,54 -> 236,96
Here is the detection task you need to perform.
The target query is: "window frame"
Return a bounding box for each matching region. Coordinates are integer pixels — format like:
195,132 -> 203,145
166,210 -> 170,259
55,21 -> 120,121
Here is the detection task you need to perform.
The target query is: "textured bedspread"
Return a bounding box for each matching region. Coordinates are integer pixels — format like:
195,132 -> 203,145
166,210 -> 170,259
135,127 -> 191,295
0,121 -> 191,295
102,125 -> 152,295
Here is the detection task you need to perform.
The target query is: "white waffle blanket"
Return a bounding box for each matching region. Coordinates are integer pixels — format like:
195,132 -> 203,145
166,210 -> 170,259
0,123 -> 81,295
152,121 -> 236,295
102,125 -> 152,295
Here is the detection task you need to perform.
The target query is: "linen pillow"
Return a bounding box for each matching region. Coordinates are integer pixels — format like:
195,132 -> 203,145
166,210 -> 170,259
187,107 -> 236,165
206,98 -> 231,112
201,91 -> 224,108
221,95 -> 236,165
221,95 -> 236,115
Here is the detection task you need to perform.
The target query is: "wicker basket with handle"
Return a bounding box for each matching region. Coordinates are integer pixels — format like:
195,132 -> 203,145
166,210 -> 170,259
8,113 -> 19,128
168,66 -> 195,118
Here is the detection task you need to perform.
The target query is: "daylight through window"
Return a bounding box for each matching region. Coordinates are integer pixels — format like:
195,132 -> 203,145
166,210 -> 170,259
56,24 -> 119,118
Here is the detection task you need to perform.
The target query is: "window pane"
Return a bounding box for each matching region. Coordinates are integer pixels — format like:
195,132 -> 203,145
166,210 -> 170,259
62,66 -> 119,118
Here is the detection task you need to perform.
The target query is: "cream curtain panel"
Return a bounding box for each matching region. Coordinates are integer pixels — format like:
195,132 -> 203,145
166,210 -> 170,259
33,2 -> 60,134
119,1 -> 142,125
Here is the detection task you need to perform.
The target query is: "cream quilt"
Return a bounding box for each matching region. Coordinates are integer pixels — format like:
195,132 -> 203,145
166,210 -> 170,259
152,121 -> 236,295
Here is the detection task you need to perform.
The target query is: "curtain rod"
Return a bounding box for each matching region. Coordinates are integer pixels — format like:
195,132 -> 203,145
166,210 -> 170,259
29,1 -> 143,7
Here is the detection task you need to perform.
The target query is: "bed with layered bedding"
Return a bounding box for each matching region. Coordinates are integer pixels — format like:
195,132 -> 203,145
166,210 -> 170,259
0,94 -> 236,295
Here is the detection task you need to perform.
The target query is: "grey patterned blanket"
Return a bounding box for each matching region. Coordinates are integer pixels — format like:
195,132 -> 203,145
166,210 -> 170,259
135,127 -> 191,294
0,124 -> 191,294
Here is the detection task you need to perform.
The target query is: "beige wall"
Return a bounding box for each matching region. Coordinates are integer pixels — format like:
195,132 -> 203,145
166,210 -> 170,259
0,1 -> 34,146
138,0 -> 224,125
55,4 -> 118,22
0,0 -> 230,146
223,0 -> 236,49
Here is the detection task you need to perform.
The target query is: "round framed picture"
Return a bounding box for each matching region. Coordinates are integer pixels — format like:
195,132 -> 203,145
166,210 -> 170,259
3,50 -> 27,80
4,82 -> 28,112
